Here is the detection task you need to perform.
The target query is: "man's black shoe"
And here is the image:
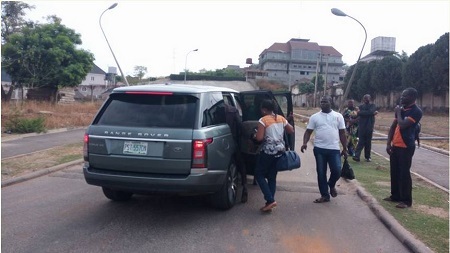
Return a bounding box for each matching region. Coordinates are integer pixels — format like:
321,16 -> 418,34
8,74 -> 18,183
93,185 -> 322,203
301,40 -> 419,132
365,158 -> 372,162
352,157 -> 360,162
241,188 -> 248,203
383,196 -> 398,202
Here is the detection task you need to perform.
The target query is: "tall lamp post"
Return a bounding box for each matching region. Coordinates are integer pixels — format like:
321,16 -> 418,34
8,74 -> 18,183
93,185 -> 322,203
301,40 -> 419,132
99,3 -> 129,86
331,8 -> 367,111
184,49 -> 198,83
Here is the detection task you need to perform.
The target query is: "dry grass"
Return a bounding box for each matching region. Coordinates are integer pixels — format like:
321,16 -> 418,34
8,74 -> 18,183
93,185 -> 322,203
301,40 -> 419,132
1,100 -> 102,131
1,142 -> 83,181
294,107 -> 449,151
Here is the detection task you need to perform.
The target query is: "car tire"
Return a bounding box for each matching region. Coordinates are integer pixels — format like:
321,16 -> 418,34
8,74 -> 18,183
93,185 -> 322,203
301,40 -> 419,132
102,187 -> 133,201
210,160 -> 239,210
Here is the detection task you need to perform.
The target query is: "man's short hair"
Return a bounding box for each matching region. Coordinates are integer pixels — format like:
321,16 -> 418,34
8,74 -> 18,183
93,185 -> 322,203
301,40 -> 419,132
404,87 -> 418,100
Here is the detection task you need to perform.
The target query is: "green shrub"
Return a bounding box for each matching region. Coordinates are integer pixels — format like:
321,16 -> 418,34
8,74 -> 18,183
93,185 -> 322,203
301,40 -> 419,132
5,113 -> 46,134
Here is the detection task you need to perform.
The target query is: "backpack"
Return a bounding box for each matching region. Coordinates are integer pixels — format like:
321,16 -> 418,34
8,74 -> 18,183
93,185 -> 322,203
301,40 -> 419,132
415,122 -> 421,147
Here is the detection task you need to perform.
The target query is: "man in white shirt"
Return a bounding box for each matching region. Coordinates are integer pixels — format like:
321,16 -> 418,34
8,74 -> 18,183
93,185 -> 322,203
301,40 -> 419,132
301,96 -> 348,203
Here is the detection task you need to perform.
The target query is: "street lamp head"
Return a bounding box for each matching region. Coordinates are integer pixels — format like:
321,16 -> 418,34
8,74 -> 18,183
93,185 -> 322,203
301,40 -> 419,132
331,8 -> 347,17
109,3 -> 118,10
193,49 -> 198,52
331,7 -> 368,111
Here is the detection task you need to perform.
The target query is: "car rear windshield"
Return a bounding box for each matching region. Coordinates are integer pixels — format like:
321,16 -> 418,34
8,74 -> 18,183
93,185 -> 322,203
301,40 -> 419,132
96,93 -> 197,129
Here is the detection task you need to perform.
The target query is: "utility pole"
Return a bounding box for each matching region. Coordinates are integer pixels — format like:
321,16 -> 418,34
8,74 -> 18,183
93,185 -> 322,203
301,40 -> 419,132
313,54 -> 320,107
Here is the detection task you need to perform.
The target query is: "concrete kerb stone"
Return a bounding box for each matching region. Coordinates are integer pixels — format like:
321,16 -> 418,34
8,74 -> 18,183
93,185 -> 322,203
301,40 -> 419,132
1,159 -> 84,188
352,179 -> 434,253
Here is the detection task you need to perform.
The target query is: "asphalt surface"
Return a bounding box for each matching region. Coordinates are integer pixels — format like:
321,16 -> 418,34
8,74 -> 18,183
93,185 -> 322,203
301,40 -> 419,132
2,126 -> 442,253
1,127 -> 86,159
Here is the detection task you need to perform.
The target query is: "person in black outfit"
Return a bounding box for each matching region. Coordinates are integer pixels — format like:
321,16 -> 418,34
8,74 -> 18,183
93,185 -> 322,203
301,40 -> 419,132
224,103 -> 248,203
384,88 -> 422,208
353,94 -> 378,162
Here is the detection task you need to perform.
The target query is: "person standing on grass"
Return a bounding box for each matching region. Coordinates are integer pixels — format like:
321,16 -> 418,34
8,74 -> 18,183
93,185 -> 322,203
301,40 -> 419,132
342,99 -> 359,157
353,94 -> 378,162
384,87 -> 422,209
252,99 -> 294,212
301,96 -> 348,203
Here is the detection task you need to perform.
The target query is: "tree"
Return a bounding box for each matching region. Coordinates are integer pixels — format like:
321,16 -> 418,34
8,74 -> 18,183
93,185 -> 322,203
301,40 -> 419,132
402,44 -> 433,97
1,1 -> 35,101
298,82 -> 315,94
429,33 -> 449,95
2,16 -> 94,102
133,65 -> 148,81
311,75 -> 324,92
372,56 -> 403,96
1,1 -> 34,44
345,62 -> 368,101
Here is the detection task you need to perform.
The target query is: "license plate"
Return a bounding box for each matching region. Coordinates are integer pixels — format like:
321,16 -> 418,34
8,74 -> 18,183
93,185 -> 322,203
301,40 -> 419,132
123,141 -> 148,155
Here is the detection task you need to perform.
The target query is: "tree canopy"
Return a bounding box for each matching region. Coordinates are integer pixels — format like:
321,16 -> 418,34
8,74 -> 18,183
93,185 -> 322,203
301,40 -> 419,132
133,65 -> 148,81
2,16 -> 94,90
1,1 -> 34,44
343,32 -> 448,101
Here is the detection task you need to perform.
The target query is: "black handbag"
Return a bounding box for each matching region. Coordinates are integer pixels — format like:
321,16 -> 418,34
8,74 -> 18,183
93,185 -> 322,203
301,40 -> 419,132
341,157 -> 355,180
276,150 -> 301,172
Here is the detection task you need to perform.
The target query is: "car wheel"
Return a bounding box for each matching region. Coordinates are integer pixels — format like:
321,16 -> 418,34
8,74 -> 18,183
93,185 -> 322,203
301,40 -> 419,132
102,187 -> 133,201
210,160 -> 239,210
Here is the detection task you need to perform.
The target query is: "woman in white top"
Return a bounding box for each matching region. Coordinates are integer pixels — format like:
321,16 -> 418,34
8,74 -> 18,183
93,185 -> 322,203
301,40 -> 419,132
252,99 -> 294,212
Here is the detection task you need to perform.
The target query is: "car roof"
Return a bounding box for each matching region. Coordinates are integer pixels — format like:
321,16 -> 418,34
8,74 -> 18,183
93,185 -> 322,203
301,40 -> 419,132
112,83 -> 238,94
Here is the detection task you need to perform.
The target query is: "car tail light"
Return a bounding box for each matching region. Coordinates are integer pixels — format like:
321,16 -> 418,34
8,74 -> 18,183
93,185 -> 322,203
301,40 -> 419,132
83,134 -> 89,161
192,138 -> 213,168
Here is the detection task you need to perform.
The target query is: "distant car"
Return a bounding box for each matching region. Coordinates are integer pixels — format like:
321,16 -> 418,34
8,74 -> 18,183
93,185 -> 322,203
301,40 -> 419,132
83,83 -> 294,210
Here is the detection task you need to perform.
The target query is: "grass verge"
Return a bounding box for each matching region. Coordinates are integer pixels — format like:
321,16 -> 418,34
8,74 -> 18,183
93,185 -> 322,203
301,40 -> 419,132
1,142 -> 83,181
350,155 -> 449,253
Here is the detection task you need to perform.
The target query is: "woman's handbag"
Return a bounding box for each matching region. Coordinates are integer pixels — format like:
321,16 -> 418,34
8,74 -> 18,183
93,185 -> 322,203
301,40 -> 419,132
276,150 -> 301,172
341,158 -> 355,180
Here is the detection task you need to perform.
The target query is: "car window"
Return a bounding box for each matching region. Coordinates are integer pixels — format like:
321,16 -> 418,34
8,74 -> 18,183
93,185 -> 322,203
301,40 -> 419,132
96,93 -> 197,128
274,95 -> 288,116
201,92 -> 226,127
241,93 -> 271,121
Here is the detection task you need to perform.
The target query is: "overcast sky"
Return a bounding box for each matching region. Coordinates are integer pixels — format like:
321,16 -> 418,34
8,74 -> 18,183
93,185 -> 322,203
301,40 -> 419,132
23,0 -> 449,78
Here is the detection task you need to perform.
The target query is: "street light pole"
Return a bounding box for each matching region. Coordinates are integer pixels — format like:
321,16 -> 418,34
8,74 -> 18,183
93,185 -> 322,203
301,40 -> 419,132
99,3 -> 129,86
331,8 -> 367,111
184,49 -> 198,83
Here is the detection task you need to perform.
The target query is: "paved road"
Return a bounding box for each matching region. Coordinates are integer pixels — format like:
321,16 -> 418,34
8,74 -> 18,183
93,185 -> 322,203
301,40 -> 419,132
371,141 -> 449,190
2,127 -> 447,192
1,127 -> 414,253
1,128 -> 86,159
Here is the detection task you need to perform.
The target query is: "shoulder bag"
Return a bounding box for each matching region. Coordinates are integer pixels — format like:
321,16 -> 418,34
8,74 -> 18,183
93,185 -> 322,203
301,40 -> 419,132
276,150 -> 301,172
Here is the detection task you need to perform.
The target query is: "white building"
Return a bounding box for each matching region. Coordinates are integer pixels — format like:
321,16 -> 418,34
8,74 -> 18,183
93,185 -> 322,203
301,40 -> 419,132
360,36 -> 397,62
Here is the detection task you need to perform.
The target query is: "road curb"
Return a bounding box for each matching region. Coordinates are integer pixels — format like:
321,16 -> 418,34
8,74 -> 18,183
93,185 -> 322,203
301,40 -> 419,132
1,127 -> 86,143
350,179 -> 434,253
1,159 -> 84,188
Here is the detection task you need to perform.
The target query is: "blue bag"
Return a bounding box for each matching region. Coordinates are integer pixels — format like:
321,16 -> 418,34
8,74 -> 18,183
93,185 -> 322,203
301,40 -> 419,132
276,150 -> 301,172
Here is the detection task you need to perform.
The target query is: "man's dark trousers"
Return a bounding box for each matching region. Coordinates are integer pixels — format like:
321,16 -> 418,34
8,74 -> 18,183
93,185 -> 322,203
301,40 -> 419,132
355,129 -> 373,160
389,146 -> 415,206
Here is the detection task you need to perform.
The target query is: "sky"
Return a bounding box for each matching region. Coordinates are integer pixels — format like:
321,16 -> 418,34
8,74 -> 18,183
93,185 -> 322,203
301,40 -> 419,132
22,0 -> 450,78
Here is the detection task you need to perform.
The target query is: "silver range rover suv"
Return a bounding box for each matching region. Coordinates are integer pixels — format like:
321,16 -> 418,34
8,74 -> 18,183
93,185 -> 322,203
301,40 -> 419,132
83,83 -> 294,210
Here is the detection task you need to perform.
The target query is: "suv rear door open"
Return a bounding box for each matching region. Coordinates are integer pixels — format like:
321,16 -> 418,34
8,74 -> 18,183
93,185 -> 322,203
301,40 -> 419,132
238,90 -> 294,175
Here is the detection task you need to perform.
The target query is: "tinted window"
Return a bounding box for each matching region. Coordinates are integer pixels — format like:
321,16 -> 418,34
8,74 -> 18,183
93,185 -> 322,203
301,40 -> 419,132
241,93 -> 271,121
201,92 -> 226,127
96,94 -> 197,128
